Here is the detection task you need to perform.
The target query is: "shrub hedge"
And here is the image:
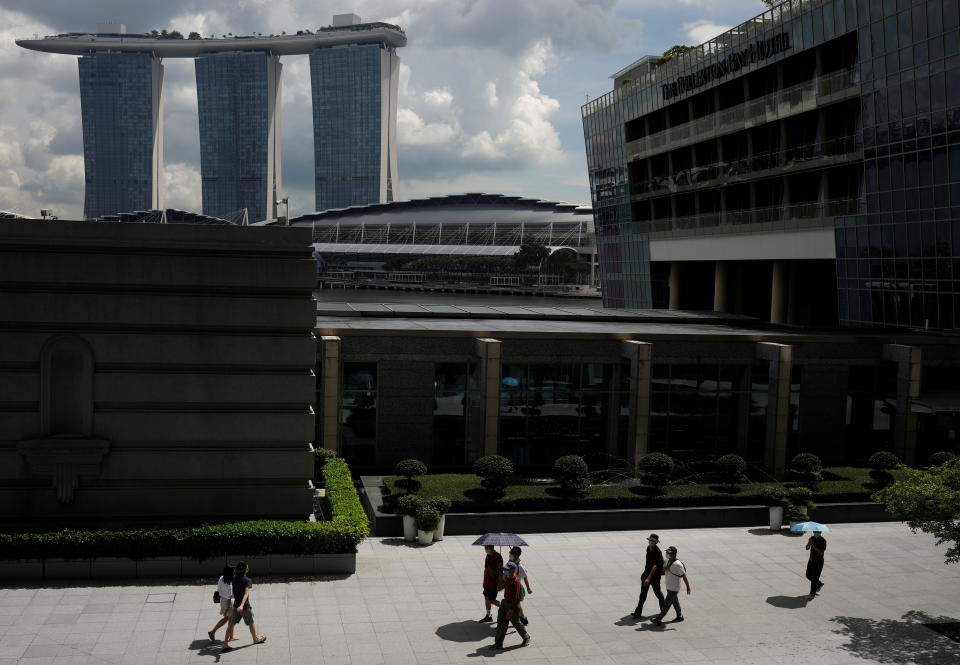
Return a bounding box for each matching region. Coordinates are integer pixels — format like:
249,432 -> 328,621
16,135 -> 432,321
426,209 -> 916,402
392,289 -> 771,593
0,457 -> 368,561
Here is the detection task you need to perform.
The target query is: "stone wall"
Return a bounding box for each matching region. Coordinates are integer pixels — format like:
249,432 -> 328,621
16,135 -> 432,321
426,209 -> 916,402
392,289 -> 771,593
0,220 -> 317,522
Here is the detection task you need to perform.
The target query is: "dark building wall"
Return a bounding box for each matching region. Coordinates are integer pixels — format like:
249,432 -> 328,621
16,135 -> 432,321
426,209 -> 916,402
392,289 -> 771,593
0,220 -> 317,522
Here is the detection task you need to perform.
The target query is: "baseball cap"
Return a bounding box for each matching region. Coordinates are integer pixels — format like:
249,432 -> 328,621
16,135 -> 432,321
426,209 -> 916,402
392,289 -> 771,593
665,546 -> 678,554
504,561 -> 518,570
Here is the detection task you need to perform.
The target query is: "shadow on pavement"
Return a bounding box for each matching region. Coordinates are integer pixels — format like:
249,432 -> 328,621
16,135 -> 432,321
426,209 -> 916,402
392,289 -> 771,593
747,528 -> 794,536
830,611 -> 960,664
766,595 -> 810,609
188,638 -> 226,661
436,620 -> 495,642
614,614 -> 644,626
378,538 -> 424,548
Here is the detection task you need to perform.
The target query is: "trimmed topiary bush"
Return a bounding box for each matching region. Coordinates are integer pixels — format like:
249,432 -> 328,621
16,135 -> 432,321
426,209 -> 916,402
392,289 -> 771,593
313,447 -> 338,482
474,455 -> 514,492
415,507 -> 441,532
396,494 -> 424,517
790,453 -> 823,484
427,496 -> 452,515
868,451 -> 899,487
717,454 -> 747,485
395,458 -> 428,493
553,455 -> 590,494
638,453 -> 675,493
929,451 -> 958,467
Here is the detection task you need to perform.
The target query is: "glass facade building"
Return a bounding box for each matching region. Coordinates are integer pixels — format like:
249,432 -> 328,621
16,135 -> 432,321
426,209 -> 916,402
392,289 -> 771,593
310,42 -> 400,211
195,51 -> 282,223
78,52 -> 162,219
582,0 -> 960,332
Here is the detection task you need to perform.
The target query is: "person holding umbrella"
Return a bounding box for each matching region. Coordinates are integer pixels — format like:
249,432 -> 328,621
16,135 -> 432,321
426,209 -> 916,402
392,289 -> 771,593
805,529 -> 827,600
479,544 -> 503,622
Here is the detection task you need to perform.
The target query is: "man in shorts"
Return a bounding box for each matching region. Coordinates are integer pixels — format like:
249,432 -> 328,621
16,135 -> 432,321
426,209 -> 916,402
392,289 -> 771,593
222,561 -> 266,650
479,545 -> 503,622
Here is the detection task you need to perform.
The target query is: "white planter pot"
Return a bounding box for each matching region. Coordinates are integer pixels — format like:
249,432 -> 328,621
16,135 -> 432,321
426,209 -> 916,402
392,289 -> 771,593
402,515 -> 417,541
417,529 -> 435,545
768,506 -> 783,531
433,514 -> 446,541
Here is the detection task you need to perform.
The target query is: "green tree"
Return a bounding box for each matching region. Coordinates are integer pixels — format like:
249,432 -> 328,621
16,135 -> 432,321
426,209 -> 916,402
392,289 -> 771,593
544,248 -> 590,281
513,243 -> 550,270
660,45 -> 695,61
873,464 -> 960,564
188,31 -> 202,40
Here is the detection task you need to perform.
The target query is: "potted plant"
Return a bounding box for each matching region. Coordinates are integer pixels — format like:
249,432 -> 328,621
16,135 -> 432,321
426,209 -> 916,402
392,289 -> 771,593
415,507 -> 441,545
785,487 -> 815,527
427,496 -> 452,541
396,494 -> 423,542
760,486 -> 789,530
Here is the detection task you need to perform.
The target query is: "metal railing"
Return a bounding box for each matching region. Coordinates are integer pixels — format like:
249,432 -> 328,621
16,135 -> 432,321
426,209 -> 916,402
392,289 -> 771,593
627,67 -> 859,161
639,197 -> 864,237
630,134 -> 862,197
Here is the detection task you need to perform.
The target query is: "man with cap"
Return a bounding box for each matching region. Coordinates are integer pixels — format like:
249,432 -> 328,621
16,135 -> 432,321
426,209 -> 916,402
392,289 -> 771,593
632,534 -> 665,618
490,561 -> 532,650
649,545 -> 691,626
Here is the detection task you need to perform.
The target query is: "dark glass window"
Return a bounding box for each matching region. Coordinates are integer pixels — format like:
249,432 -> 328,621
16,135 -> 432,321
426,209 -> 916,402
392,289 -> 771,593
341,362 -> 377,466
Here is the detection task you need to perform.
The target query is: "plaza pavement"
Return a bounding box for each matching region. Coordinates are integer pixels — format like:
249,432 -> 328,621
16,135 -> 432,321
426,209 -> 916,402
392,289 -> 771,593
1,522 -> 959,665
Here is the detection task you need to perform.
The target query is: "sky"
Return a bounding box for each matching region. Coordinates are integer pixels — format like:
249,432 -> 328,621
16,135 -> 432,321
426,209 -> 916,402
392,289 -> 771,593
0,0 -> 771,219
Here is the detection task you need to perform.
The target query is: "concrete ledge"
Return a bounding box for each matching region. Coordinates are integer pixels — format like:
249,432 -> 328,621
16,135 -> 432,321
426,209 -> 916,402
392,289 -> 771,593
360,477 -> 895,536
0,553 -> 356,581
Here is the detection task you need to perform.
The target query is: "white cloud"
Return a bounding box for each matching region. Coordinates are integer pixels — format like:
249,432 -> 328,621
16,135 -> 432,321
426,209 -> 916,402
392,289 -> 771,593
483,82 -> 499,109
684,20 -> 733,46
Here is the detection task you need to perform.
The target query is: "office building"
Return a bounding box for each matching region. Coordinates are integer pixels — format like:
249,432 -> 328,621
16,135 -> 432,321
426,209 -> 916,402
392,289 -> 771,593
582,0 -> 960,331
310,13 -> 401,211
17,16 -> 406,221
78,51 -> 163,219
195,51 -> 282,222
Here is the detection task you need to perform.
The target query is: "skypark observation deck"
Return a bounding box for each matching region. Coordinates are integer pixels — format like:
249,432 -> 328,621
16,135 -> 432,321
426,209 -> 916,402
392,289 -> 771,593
15,23 -> 407,57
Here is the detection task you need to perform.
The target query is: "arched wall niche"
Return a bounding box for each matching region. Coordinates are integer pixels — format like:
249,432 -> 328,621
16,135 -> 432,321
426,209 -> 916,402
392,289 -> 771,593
39,334 -> 95,438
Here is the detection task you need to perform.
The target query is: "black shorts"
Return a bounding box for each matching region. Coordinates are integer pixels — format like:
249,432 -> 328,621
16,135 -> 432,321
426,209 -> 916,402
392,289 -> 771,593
482,586 -> 499,601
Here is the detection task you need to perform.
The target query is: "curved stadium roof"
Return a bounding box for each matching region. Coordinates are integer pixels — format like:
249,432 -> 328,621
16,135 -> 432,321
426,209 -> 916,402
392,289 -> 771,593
289,193 -> 593,226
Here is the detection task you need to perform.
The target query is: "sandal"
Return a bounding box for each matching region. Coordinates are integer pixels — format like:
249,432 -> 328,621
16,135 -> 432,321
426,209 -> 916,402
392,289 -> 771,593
207,631 -> 216,641
254,636 -> 267,645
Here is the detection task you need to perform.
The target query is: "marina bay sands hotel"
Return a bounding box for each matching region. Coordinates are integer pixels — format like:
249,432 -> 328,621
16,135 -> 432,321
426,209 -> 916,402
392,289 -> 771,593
16,15 -> 405,221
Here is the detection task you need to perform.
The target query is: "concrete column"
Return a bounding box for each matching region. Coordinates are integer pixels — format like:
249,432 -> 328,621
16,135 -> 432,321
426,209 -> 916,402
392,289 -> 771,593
668,262 -> 681,310
733,263 -> 745,314
622,340 -> 653,470
713,261 -> 728,312
787,262 -> 800,325
882,344 -> 922,465
475,338 -> 502,457
318,336 -> 341,452
758,342 -> 793,477
770,260 -> 788,324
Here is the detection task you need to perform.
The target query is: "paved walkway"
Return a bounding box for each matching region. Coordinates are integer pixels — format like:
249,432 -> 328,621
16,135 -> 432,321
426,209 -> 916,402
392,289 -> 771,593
1,522 -> 958,665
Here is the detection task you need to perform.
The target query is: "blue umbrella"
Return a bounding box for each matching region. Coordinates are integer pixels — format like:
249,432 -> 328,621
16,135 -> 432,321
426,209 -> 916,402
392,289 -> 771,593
501,377 -> 520,387
789,521 -> 832,533
472,532 -> 529,547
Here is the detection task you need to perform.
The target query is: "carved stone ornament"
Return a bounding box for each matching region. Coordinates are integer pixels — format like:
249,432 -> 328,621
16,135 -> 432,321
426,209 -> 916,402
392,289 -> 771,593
17,439 -> 110,503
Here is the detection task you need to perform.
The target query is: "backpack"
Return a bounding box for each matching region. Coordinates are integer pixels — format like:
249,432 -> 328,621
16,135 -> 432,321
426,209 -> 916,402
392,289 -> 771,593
667,559 -> 686,577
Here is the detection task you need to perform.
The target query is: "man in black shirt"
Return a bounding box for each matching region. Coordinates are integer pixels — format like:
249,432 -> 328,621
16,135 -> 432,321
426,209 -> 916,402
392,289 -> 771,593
805,532 -> 827,600
222,561 -> 266,650
632,533 -> 665,618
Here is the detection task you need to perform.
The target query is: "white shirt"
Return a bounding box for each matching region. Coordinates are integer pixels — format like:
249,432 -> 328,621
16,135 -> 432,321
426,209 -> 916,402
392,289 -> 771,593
217,576 -> 234,600
664,559 -> 686,592
516,562 -> 528,582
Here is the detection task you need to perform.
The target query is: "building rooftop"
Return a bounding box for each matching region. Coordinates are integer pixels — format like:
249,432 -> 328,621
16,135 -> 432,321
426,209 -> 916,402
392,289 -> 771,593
16,22 -> 406,57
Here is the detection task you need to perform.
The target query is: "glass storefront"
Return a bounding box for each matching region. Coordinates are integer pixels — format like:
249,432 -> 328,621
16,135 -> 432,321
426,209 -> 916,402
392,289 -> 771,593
499,362 -> 629,468
433,363 -> 480,466
341,361 -> 377,466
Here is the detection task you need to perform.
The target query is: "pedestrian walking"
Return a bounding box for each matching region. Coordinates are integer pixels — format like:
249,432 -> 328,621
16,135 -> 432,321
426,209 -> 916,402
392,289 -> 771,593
490,561 -> 531,650
649,545 -> 690,626
479,545 -> 503,622
508,546 -> 533,626
805,531 -> 827,600
221,561 -> 266,650
207,564 -> 237,643
631,533 -> 665,618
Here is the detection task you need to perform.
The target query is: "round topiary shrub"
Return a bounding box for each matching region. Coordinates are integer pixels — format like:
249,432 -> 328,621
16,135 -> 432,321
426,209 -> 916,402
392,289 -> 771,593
717,454 -> 747,485
415,507 -> 441,532
790,453 -> 822,484
427,496 -> 452,515
395,494 -> 424,517
395,458 -> 428,493
474,455 -> 514,492
553,455 -> 590,494
637,453 -> 675,493
868,451 -> 899,470
929,451 -> 958,467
